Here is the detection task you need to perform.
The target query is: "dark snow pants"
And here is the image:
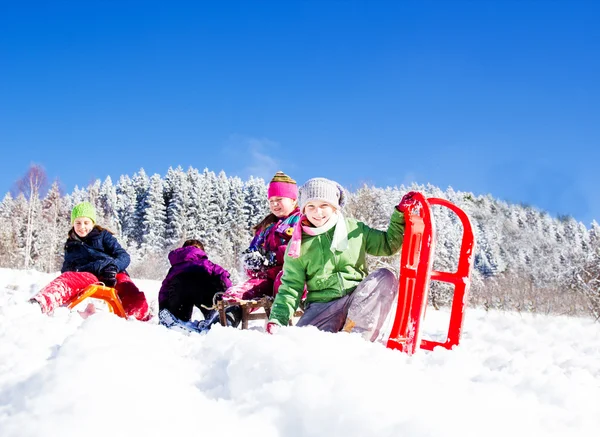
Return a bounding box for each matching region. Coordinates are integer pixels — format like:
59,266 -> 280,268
158,271 -> 226,321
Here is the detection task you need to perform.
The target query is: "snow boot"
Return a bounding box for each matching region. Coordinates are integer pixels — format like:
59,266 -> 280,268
200,307 -> 242,329
225,305 -> 242,328
158,308 -> 208,335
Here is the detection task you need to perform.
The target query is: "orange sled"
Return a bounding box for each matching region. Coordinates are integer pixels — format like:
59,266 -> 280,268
68,284 -> 127,318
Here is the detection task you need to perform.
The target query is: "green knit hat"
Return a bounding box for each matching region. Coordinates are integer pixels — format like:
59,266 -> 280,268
71,201 -> 97,224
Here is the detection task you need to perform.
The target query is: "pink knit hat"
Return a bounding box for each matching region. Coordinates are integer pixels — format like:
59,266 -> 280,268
267,171 -> 298,200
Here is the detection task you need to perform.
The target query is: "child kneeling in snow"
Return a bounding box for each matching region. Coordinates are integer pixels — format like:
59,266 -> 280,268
30,201 -> 151,321
266,177 -> 415,341
158,239 -> 233,333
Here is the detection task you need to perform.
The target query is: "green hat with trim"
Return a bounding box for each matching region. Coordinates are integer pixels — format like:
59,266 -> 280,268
71,201 -> 97,224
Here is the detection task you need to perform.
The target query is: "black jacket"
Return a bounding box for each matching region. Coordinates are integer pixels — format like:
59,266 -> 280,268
61,228 -> 130,276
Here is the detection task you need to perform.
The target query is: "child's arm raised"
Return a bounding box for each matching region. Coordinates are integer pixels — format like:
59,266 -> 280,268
363,209 -> 406,257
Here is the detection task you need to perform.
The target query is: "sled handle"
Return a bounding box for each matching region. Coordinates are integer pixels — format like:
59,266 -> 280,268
386,194 -> 475,354
387,192 -> 435,354
420,198 -> 474,351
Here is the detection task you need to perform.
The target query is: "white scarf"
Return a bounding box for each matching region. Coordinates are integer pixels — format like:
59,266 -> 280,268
288,211 -> 348,257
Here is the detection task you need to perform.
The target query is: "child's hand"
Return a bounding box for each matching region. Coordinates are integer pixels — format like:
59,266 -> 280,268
99,264 -> 118,287
397,191 -> 419,212
265,251 -> 277,268
242,249 -> 267,272
265,321 -> 280,335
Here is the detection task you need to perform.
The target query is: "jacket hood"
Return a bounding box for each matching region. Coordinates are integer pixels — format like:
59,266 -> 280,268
168,246 -> 208,266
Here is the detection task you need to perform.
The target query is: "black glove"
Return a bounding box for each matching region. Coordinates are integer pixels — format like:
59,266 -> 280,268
99,264 -> 118,287
265,251 -> 277,268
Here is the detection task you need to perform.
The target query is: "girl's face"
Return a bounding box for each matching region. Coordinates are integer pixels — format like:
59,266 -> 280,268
304,201 -> 335,227
269,196 -> 297,218
73,217 -> 94,238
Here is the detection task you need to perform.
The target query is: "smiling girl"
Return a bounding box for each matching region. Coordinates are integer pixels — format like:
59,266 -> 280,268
266,177 -> 416,342
217,171 -> 302,306
29,201 -> 150,321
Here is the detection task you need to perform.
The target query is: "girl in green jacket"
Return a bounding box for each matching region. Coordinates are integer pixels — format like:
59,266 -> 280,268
266,177 -> 416,342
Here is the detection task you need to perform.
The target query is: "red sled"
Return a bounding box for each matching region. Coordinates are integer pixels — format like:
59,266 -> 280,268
386,193 -> 475,355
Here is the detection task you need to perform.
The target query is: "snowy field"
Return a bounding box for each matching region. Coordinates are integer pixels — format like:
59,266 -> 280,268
0,267 -> 599,437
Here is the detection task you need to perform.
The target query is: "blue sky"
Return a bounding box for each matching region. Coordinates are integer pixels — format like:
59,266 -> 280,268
1,1 -> 599,224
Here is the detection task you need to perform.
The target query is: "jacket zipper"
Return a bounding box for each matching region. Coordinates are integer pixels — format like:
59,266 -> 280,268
324,231 -> 344,296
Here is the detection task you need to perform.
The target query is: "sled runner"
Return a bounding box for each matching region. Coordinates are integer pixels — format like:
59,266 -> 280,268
387,193 -> 475,355
68,284 -> 127,318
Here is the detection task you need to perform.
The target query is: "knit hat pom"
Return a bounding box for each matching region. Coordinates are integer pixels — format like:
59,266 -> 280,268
71,201 -> 97,224
299,177 -> 346,212
268,171 -> 298,200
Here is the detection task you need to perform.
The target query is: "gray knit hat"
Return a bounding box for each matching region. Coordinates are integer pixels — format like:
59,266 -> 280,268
299,177 -> 346,212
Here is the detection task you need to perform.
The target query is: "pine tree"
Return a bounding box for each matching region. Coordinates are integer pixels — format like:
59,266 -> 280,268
243,176 -> 269,231
224,175 -> 251,282
589,220 -> 600,249
99,176 -> 118,232
164,166 -> 188,248
131,169 -> 150,248
200,168 -> 219,250
140,174 -> 167,256
466,194 -> 506,277
88,179 -> 101,207
115,175 -> 137,244
71,185 -> 88,205
11,194 -> 29,269
204,170 -> 230,253
182,167 -> 203,240
227,176 -> 251,251
38,181 -> 69,272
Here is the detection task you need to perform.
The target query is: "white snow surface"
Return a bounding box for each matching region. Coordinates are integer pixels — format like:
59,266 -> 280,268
0,268 -> 599,437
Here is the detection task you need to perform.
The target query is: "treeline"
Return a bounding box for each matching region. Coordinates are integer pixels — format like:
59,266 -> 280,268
2,165 -> 599,319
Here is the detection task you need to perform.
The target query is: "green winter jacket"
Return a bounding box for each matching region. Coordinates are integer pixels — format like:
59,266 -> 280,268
269,209 -> 406,326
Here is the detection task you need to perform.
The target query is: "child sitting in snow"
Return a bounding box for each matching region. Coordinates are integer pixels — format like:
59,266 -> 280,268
30,201 -> 151,321
221,171 -> 302,303
266,177 -> 416,341
158,239 -> 232,333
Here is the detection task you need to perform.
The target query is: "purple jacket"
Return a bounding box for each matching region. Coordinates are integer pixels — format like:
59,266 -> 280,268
158,246 -> 232,305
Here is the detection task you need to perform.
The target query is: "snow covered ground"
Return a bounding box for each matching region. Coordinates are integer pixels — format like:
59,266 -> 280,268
0,267 -> 599,437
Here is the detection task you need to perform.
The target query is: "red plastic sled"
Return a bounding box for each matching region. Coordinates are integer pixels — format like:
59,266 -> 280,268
386,193 -> 475,355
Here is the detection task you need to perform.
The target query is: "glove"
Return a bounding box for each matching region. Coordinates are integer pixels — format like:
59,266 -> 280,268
396,191 -> 419,212
265,321 -> 280,335
99,264 -> 118,287
265,251 -> 277,268
242,249 -> 267,272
